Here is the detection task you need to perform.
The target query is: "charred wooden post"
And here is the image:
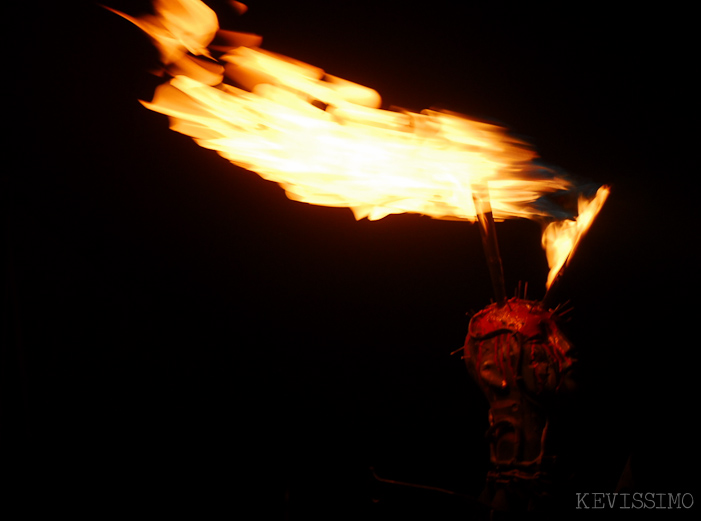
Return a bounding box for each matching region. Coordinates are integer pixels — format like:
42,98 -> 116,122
463,298 -> 577,514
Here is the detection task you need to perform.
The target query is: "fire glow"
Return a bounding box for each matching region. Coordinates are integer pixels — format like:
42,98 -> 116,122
109,0 -> 609,290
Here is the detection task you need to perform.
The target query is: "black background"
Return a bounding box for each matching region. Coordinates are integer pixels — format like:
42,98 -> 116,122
7,0 -> 698,517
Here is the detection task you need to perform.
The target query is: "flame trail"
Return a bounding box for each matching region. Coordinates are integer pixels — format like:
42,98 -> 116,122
108,0 -> 609,290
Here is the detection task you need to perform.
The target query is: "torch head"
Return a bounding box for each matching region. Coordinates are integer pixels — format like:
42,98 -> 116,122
464,298 -> 579,500
464,298 -> 577,403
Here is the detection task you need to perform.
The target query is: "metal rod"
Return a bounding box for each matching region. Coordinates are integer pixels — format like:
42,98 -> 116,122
542,259 -> 568,309
472,184 -> 506,305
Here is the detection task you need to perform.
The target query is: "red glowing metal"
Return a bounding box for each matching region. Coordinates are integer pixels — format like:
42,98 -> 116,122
465,298 -> 575,394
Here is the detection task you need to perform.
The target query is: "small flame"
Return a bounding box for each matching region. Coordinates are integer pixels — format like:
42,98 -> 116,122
542,186 -> 610,289
109,0 -> 608,289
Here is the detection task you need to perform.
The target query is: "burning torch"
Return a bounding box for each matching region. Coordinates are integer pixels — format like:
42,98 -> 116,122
107,0 -> 610,514
461,183 -> 590,513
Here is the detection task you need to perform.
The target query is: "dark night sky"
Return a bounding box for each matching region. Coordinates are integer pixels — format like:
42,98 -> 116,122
7,0 -> 698,517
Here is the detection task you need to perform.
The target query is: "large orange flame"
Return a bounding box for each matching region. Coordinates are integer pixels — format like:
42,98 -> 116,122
109,0 -> 609,290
